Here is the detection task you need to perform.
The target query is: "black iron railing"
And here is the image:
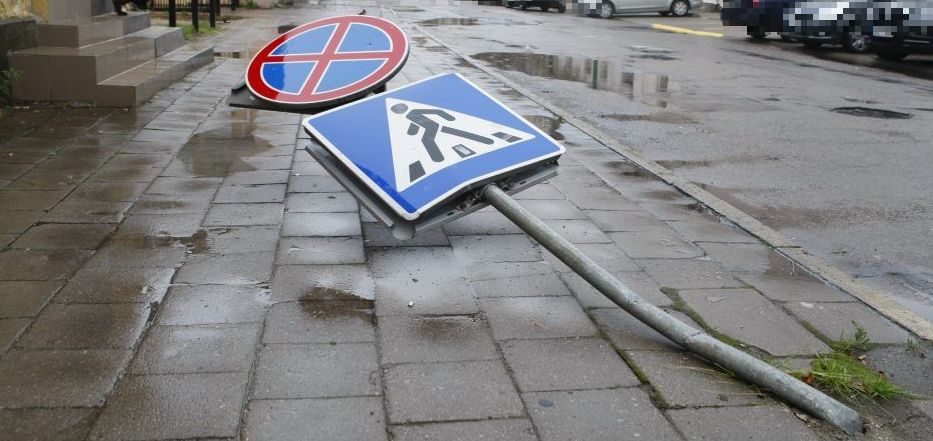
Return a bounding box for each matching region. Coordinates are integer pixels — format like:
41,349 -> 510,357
150,0 -> 239,32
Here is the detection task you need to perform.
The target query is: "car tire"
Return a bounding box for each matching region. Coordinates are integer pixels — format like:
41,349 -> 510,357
803,40 -> 823,48
670,0 -> 689,17
875,49 -> 908,60
541,5 -> 549,11
599,1 -> 615,18
747,27 -> 767,39
843,34 -> 870,53
520,2 -> 528,10
557,3 -> 566,12
660,11 -> 670,16
505,1 -> 514,7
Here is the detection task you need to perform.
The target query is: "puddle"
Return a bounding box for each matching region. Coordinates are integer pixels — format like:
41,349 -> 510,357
523,114 -> 564,140
471,52 -> 675,106
830,107 -> 912,119
301,299 -> 373,319
303,287 -> 373,302
176,111 -> 274,177
418,18 -> 480,26
632,54 -> 678,61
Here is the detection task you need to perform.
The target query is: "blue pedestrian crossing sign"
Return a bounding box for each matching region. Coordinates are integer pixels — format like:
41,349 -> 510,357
303,73 -> 565,221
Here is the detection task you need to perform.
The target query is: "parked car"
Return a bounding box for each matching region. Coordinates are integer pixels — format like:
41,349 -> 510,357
505,0 -> 567,12
582,0 -> 700,18
721,0 -> 796,38
781,1 -> 872,52
868,0 -> 933,59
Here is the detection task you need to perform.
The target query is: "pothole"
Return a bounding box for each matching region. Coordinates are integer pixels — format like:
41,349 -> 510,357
830,107 -> 912,119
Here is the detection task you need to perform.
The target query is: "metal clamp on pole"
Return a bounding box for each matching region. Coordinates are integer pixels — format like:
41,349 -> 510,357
482,184 -> 863,435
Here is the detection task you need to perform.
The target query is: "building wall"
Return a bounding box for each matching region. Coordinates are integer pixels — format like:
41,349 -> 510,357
0,0 -> 32,19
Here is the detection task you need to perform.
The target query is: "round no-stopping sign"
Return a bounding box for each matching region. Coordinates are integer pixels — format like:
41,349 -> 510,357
246,15 -> 409,109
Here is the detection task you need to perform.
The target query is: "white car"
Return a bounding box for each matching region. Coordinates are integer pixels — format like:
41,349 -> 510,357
583,0 -> 702,18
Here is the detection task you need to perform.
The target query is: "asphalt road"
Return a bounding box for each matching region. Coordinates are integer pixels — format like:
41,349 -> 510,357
387,3 -> 933,321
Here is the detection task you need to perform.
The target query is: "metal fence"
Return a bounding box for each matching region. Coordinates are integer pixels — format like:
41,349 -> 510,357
149,0 -> 240,9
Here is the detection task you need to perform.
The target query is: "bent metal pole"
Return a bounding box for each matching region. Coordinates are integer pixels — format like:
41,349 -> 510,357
483,184 -> 862,435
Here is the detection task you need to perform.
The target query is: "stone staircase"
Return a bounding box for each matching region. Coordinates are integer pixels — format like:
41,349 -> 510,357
10,1 -> 214,107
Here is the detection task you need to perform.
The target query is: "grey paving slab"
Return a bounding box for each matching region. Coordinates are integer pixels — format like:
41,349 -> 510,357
542,219 -> 613,244
666,218 -> 760,243
0,318 -> 29,352
637,258 -> 744,290
542,242 -> 641,273
17,303 -> 149,350
87,372 -> 249,441
288,174 -> 346,193
378,314 -> 498,364
90,165 -> 163,183
56,266 -> 174,304
584,209 -> 671,233
41,198 -> 132,223
263,301 -> 375,344
283,212 -> 362,237
0,189 -> 68,210
174,252 -> 275,285
0,210 -> 43,233
72,182 -> 148,202
224,169 -> 290,185
271,264 -> 376,301
130,193 -> 213,215
626,350 -> 770,407
864,344 -> 933,397
193,226 -> 281,254
203,202 -> 284,226
0,408 -> 98,441
465,260 -> 555,281
682,288 -> 830,356
368,247 -> 477,316
668,405 -> 821,441
276,236 -> 366,265
0,233 -> 14,249
285,192 -> 358,213
85,238 -> 186,268
390,419 -> 537,441
525,388 -> 681,441
442,210 -> 524,236
640,201 -> 707,221
481,296 -> 598,340
502,337 -> 640,392
146,176 -> 222,194
739,272 -> 854,302
214,184 -> 287,203
0,250 -> 92,280
469,271 -> 570,298
362,222 -> 450,247
608,229 -> 705,259
158,284 -> 270,325
253,343 -> 381,399
518,199 -> 587,219
0,349 -> 131,407
114,213 -> 205,238
591,307 -> 699,351
560,270 -> 672,308
245,397 -> 387,441
450,234 -> 542,263
785,301 -> 911,344
130,324 -> 261,374
7,172 -> 87,191
0,281 -> 61,318
698,242 -> 776,273
384,360 -> 524,423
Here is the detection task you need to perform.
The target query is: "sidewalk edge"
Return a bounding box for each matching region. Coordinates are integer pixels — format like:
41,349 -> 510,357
409,22 -> 933,341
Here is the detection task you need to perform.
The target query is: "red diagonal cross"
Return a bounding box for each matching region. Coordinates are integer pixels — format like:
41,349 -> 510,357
264,22 -> 395,96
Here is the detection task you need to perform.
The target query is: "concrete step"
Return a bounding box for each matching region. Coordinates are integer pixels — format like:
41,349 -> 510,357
37,11 -> 150,48
11,27 -> 183,102
97,44 -> 214,107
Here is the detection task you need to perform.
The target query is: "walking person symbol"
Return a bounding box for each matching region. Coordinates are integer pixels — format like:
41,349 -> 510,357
390,102 -> 498,165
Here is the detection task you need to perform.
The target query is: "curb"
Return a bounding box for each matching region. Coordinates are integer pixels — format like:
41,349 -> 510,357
408,21 -> 933,341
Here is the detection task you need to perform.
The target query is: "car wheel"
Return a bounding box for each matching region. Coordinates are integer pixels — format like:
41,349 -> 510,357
875,49 -> 908,60
843,34 -> 870,53
803,40 -> 823,48
599,1 -> 615,18
505,1 -> 514,7
557,4 -> 566,12
541,5 -> 549,11
670,0 -> 689,17
520,2 -> 528,10
660,11 -> 670,16
747,27 -> 767,39
779,35 -> 795,42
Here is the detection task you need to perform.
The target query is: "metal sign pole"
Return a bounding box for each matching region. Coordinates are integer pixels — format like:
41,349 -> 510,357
482,184 -> 862,435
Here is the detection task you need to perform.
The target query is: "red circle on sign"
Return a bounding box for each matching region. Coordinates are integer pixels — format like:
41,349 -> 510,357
246,15 -> 408,107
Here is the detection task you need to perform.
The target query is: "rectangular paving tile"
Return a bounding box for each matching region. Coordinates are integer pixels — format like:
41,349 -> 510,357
666,218 -> 758,243
591,308 -> 699,351
0,249 -> 92,280
0,210 -> 43,233
214,184 -> 286,203
17,303 -> 149,350
191,226 -> 280,254
469,272 -> 569,298
174,252 -> 275,285
203,202 -> 284,226
288,174 -> 346,193
542,219 -> 613,244
362,222 -> 449,247
738,273 -> 854,302
263,301 -> 375,344
525,389 -> 681,441
72,182 -> 148,202
114,214 -> 204,238
378,314 -> 498,364
85,237 -> 186,268
367,247 -> 477,316
253,343 -> 380,399
518,199 -> 587,220
637,258 -> 744,290
245,397 -> 387,441
41,199 -> 132,223
391,419 -> 537,441
542,242 -> 641,273
12,223 -> 115,250
225,170 -> 290,185
271,264 -> 375,302
464,260 -> 554,281
442,210 -> 524,236
7,172 -> 87,191
130,194 -> 213,215
0,349 -> 131,407
283,212 -> 362,237
0,408 -> 97,441
698,242 -> 775,273
384,360 -> 524,423
0,190 -> 68,210
285,193 -> 358,213
56,266 -> 174,304
785,301 -> 910,344
146,177 -> 222,195
668,406 -> 821,441
87,372 -> 248,441
502,337 -> 640,392
277,237 -> 365,265
481,296 -> 597,340
158,285 -> 270,325
608,230 -> 704,259
130,324 -> 261,374
560,271 -> 671,308
681,288 -> 830,356
584,209 -> 670,232
450,234 -> 542,263
0,318 -> 29,352
0,281 -> 61,318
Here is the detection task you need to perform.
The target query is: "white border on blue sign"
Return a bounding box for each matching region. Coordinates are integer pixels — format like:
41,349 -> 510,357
303,72 -> 566,221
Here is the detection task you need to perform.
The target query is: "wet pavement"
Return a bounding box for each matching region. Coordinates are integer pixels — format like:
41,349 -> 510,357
1,1 -> 932,441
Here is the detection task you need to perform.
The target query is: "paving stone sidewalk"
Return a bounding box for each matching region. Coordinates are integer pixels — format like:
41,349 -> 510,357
1,3 -> 931,441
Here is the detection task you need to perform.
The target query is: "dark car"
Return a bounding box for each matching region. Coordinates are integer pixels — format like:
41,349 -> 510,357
505,0 -> 567,12
868,0 -> 933,59
781,1 -> 872,52
721,0 -> 796,37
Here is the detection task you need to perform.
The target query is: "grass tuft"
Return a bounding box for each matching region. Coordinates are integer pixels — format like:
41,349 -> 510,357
830,321 -> 871,354
800,352 -> 907,400
0,68 -> 22,106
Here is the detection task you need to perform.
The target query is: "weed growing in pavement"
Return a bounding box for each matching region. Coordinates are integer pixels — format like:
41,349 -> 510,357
801,353 -> 907,401
244,0 -> 259,9
905,336 -> 924,357
0,68 -> 21,106
830,322 -> 872,354
179,23 -> 220,40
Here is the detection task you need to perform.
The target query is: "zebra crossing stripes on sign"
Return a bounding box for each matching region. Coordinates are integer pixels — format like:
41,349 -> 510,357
302,72 -> 565,221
